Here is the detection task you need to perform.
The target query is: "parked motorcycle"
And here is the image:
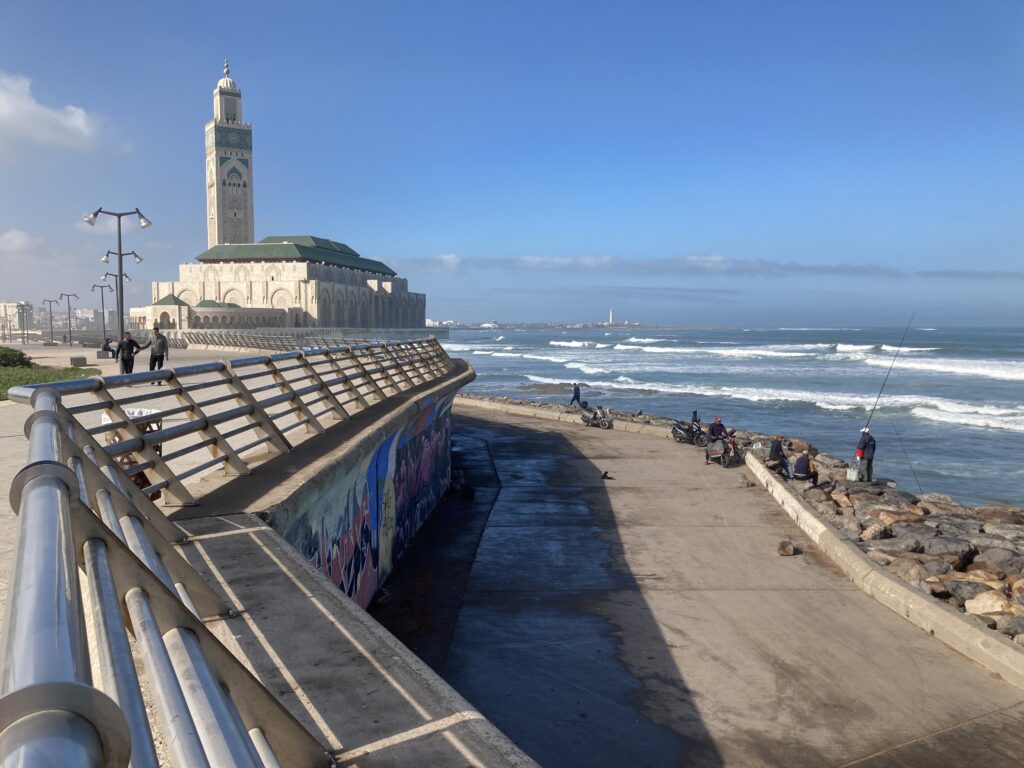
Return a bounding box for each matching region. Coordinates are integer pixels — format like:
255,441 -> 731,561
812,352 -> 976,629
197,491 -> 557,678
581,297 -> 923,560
581,403 -> 613,430
672,410 -> 707,446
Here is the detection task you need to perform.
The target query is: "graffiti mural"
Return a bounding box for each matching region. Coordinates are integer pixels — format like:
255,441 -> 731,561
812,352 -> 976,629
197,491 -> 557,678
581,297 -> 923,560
279,394 -> 455,607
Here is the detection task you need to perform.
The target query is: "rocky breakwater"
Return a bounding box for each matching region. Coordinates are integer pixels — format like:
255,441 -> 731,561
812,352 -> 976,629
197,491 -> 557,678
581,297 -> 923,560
747,440 -> 1024,644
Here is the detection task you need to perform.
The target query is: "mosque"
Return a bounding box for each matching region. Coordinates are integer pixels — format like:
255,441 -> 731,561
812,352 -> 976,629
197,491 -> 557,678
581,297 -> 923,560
132,63 -> 426,331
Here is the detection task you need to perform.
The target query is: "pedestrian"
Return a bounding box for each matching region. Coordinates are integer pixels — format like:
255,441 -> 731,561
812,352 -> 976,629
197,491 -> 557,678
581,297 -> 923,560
139,324 -> 170,383
114,331 -> 141,374
769,434 -> 794,479
569,382 -> 581,407
855,427 -> 876,481
793,450 -> 819,486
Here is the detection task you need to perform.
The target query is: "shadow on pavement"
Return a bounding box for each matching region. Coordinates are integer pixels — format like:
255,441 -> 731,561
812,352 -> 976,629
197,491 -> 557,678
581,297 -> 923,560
370,412 -> 725,767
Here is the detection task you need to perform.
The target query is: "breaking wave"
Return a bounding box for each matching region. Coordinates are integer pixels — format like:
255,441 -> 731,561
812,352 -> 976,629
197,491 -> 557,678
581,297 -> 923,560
863,356 -> 1024,382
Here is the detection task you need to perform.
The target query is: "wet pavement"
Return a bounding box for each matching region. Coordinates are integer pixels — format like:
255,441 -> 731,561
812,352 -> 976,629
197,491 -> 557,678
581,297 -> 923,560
370,402 -> 1024,768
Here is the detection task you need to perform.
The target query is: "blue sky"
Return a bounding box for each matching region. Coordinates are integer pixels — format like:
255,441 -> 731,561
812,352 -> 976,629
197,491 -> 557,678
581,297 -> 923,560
1,1 -> 1022,325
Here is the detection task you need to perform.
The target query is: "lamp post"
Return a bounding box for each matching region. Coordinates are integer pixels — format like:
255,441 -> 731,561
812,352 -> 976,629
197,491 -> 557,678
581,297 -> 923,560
1,312 -> 9,343
82,207 -> 151,339
42,298 -> 58,344
17,303 -> 30,344
59,293 -> 78,346
91,283 -> 114,345
100,270 -> 131,330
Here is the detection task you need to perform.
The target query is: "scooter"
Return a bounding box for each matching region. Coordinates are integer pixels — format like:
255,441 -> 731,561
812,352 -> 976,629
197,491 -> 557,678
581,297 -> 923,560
580,402 -> 613,430
672,410 -> 707,446
705,429 -> 739,467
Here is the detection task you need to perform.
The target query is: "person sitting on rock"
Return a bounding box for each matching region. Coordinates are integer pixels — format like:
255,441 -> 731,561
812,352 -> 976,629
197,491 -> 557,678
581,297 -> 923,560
793,450 -> 819,486
769,435 -> 794,479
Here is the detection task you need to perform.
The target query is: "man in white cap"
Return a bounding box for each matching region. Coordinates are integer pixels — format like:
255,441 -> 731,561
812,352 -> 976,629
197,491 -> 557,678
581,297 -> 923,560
855,427 -> 876,481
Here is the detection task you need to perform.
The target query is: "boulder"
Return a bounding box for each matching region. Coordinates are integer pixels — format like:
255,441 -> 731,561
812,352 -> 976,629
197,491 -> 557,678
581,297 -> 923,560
880,489 -> 920,507
963,533 -> 1013,551
889,522 -> 938,540
970,614 -> 998,630
860,523 -> 890,542
777,540 -> 797,557
947,580 -> 993,608
1011,579 -> 1024,598
878,509 -> 925,526
860,537 -> 922,555
803,487 -> 831,504
983,523 -> 1024,541
866,549 -> 895,566
832,490 -> 853,509
964,591 -> 1013,615
921,560 -> 953,577
920,537 -> 974,568
995,615 -> 1024,638
888,557 -> 930,587
978,548 -> 1024,576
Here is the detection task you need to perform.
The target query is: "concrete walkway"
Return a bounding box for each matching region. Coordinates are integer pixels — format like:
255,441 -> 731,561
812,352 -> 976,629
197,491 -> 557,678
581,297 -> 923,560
374,402 -> 1024,767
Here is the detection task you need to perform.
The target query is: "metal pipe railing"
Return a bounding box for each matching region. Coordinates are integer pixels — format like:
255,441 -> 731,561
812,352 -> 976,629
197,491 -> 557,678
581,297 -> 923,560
0,336 -> 458,765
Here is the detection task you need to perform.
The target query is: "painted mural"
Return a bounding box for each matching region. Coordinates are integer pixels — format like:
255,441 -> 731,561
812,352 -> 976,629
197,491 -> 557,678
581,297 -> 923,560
279,394 -> 455,607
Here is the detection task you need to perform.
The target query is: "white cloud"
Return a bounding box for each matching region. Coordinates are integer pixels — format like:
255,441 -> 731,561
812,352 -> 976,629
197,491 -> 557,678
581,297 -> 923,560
0,228 -> 45,254
0,72 -> 101,156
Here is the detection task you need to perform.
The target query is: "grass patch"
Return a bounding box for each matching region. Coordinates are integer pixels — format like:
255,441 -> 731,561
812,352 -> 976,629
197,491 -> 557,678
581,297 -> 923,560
0,366 -> 101,401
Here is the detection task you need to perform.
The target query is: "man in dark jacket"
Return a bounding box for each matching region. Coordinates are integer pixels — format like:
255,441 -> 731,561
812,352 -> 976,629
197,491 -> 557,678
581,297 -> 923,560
793,451 -> 819,486
769,435 -> 793,479
114,331 -> 141,374
569,382 -> 581,407
139,324 -> 170,383
856,427 -> 876,481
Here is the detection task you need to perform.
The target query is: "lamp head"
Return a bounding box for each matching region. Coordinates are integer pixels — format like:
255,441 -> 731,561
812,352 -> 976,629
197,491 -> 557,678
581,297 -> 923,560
82,208 -> 100,226
137,210 -> 152,229
133,253 -> 143,265
100,251 -> 110,264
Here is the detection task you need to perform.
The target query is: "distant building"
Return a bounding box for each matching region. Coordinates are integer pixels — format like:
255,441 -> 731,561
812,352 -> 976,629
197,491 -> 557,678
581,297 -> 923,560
0,301 -> 33,330
133,63 -> 426,331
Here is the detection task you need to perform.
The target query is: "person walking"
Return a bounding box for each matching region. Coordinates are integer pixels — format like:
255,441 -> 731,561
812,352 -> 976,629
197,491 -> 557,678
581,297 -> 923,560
139,324 -> 170,384
569,382 -> 581,407
855,427 -> 876,481
114,331 -> 141,374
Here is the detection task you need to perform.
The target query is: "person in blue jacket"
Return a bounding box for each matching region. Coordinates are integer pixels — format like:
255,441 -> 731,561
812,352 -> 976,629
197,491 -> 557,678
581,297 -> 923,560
855,427 -> 877,481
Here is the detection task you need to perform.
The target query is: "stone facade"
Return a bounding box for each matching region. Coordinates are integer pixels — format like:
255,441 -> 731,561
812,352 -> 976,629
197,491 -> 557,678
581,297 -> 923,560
206,60 -> 254,247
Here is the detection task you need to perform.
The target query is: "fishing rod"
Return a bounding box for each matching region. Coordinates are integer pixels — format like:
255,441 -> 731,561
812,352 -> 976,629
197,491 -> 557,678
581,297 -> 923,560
863,313 -> 915,430
887,417 -> 924,494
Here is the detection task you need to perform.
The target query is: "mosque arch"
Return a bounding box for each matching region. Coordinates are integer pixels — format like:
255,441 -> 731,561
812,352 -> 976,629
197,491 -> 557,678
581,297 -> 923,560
222,289 -> 244,305
178,290 -> 198,306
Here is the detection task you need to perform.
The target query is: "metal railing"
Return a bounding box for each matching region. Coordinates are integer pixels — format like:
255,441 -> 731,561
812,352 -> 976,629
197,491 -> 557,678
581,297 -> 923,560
165,328 -> 447,351
0,338 -> 455,766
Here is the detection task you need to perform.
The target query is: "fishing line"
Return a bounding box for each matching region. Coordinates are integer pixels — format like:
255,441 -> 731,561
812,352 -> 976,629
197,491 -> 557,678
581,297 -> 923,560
864,313 -> 915,430
887,417 -> 924,494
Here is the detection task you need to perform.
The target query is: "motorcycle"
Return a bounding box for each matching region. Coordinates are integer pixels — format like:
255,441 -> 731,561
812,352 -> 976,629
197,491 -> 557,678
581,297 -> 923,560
672,410 -> 707,446
580,402 -> 613,430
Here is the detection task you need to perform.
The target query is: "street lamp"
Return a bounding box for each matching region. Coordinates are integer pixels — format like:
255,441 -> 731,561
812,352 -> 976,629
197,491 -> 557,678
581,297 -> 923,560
59,293 -> 78,346
16,303 -> 30,344
82,207 -> 151,339
91,283 -> 114,345
42,298 -> 58,345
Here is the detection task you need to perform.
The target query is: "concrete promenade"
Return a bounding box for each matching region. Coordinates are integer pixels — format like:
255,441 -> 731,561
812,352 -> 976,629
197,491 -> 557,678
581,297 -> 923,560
375,400 -> 1024,767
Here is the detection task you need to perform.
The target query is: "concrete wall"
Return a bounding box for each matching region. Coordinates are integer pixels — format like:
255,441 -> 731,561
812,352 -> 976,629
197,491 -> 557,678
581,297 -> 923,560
267,392 -> 457,607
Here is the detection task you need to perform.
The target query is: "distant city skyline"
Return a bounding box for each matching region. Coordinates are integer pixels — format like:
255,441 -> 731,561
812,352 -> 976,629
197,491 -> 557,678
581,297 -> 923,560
1,1 -> 1022,326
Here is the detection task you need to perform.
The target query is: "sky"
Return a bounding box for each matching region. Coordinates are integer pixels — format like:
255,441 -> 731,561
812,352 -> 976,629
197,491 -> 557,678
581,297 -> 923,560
1,0 -> 1022,326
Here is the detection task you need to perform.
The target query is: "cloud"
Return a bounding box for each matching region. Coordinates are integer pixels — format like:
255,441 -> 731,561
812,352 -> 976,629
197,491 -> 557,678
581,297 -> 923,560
0,228 -> 45,255
0,72 -> 101,157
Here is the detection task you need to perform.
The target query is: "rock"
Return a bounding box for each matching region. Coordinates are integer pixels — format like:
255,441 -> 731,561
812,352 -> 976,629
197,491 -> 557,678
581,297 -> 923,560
970,613 -> 998,630
880,489 -> 920,506
803,487 -> 831,503
821,512 -> 846,529
787,437 -> 815,454
860,537 -> 922,554
921,560 -> 953,577
866,549 -> 895,566
964,591 -> 1013,615
978,548 -> 1024,574
832,490 -> 853,509
995,614 -> 1024,637
937,517 -> 985,535
860,523 -> 891,542
920,537 -> 975,568
963,566 -> 1005,582
982,523 -> 1024,541
888,557 -> 930,586
974,504 -> 1024,524
1011,579 -> 1024,598
964,533 -> 1013,551
947,580 -> 994,608
878,509 -> 925,526
854,499 -> 892,518
889,522 -> 937,540
777,540 -> 797,557
1016,635 -> 1024,648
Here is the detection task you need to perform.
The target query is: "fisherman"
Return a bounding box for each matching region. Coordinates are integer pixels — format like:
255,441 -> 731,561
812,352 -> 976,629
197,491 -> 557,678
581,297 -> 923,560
138,324 -> 171,384
569,382 -> 581,407
855,427 -> 876,481
705,416 -> 729,465
114,331 -> 141,374
769,435 -> 794,479
793,450 -> 819,486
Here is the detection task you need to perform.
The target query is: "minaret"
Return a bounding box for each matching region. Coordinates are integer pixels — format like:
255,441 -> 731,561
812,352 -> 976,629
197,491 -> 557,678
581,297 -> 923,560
205,59 -> 254,247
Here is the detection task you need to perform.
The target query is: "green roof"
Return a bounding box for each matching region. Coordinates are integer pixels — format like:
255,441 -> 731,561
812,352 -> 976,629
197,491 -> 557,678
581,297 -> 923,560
196,235 -> 396,276
194,299 -> 245,309
153,293 -> 189,307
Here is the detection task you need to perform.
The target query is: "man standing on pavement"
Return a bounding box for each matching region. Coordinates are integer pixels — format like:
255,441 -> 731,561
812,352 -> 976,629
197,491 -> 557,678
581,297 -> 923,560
569,382 -> 581,407
114,331 -> 141,374
855,427 -> 876,481
138,324 -> 170,384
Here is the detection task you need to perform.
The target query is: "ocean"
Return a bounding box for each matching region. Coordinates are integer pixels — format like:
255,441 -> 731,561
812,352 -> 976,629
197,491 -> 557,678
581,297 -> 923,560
442,326 -> 1024,508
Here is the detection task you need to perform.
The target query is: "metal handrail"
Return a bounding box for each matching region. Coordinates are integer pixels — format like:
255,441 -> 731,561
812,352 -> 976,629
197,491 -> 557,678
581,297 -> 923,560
0,337 -> 456,765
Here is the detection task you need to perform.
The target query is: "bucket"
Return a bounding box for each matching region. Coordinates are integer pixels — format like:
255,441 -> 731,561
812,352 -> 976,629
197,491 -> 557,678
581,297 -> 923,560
846,467 -> 860,482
